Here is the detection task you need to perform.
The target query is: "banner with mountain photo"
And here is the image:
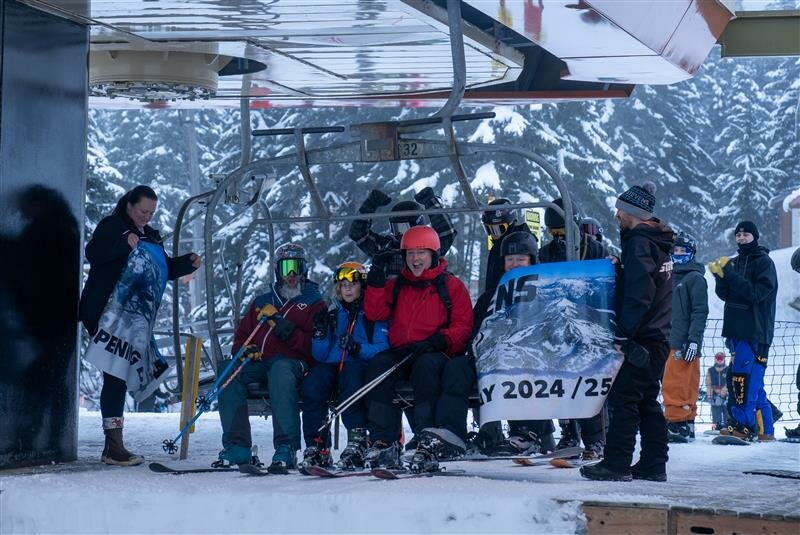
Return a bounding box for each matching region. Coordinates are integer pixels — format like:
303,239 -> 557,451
84,241 -> 171,402
472,259 -> 622,424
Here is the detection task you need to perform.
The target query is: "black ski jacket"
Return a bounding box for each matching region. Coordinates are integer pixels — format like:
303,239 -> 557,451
669,261 -> 708,351
714,243 -> 777,347
539,233 -> 607,264
614,221 -> 674,344
79,212 -> 197,335
483,222 -> 532,294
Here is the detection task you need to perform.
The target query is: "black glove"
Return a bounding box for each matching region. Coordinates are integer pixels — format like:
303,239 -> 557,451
682,341 -> 699,362
427,332 -> 448,352
241,344 -> 263,361
338,333 -> 361,358
271,315 -> 296,341
414,186 -> 440,208
622,340 -> 650,368
312,310 -> 330,340
359,189 -> 392,213
366,263 -> 387,288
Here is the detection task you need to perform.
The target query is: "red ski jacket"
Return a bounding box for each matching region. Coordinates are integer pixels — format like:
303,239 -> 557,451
364,259 -> 473,356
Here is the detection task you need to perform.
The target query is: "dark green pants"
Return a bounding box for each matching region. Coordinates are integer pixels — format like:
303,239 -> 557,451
218,357 -> 307,451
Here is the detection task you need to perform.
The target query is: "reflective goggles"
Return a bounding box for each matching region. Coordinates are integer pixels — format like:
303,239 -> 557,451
277,258 -> 304,278
580,222 -> 599,236
484,222 -> 510,239
390,221 -> 413,237
334,267 -> 364,283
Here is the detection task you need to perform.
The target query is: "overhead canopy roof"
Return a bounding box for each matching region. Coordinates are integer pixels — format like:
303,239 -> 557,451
20,0 -> 736,109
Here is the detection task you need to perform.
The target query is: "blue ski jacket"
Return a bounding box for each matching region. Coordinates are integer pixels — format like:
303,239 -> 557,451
312,301 -> 389,364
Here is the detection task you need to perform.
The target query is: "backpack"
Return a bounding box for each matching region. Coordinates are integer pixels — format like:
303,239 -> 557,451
389,271 -> 453,327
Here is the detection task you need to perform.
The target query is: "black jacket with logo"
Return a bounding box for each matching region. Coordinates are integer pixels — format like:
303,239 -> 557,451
614,222 -> 675,344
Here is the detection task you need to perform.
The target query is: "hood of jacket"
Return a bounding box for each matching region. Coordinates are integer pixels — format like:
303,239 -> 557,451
674,260 -> 705,278
621,221 -> 674,255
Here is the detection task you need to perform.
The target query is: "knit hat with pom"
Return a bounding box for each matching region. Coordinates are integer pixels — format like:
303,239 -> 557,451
616,181 -> 657,220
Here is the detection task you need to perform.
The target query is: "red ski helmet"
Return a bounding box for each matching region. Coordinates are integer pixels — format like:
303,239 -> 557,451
400,225 -> 440,252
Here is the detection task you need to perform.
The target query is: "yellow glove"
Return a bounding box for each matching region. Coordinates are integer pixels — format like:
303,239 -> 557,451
257,303 -> 279,324
709,256 -> 730,278
718,256 -> 730,269
241,344 -> 262,361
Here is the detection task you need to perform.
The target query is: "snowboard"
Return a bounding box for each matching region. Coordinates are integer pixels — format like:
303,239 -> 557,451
238,463 -> 298,476
778,437 -> 800,443
370,467 -> 467,480
549,457 -> 601,469
511,446 -> 584,466
743,469 -> 800,480
703,429 -> 721,436
303,465 -> 374,478
148,462 -> 236,475
712,435 -> 751,446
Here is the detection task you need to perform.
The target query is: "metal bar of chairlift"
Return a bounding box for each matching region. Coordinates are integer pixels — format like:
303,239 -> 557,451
252,126 -> 346,137
443,116 -> 479,209
433,0 -> 466,120
295,128 -> 330,221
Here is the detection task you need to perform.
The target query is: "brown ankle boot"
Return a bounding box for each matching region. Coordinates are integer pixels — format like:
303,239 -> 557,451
101,417 -> 144,466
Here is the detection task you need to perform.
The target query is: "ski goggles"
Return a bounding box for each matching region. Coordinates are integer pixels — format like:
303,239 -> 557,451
484,222 -> 510,239
580,222 -> 600,236
390,221 -> 413,237
334,267 -> 364,283
549,227 -> 566,238
277,258 -> 305,278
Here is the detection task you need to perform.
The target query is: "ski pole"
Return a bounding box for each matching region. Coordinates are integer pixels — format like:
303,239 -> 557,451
161,317 -> 269,454
338,313 -> 358,373
318,349 -> 415,433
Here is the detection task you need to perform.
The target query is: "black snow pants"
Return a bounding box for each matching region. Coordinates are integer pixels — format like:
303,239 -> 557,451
603,341 -> 669,473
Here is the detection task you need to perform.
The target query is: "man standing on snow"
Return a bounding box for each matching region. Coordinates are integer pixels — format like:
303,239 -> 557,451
662,233 -> 708,443
710,221 -> 778,442
581,182 -> 674,482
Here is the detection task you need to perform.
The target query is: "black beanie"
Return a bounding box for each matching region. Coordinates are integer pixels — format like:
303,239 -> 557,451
735,220 -> 759,241
615,182 -> 656,220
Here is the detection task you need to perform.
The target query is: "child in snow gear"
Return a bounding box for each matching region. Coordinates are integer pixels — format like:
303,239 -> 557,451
663,233 -> 708,443
705,353 -> 729,430
581,182 -> 673,483
711,221 -> 778,442
217,243 -> 326,472
300,261 -> 389,470
80,186 -> 201,466
348,187 -> 457,278
541,198 -> 608,460
363,225 -> 474,468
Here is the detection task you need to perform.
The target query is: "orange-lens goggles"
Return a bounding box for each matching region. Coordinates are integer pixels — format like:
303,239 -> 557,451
335,268 -> 363,283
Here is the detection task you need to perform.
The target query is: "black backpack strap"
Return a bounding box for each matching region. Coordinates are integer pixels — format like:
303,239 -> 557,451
364,318 -> 376,345
391,274 -> 406,310
434,272 -> 453,327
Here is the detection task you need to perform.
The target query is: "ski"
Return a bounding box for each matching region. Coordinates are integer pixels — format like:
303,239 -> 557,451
549,457 -> 601,469
371,468 -> 467,480
238,463 -> 272,477
511,446 -> 584,466
744,469 -> 800,480
148,462 -> 236,475
303,465 -> 373,478
712,435 -> 751,446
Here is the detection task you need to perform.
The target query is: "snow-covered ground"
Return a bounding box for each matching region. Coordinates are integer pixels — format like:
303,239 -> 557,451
2,410 -> 799,535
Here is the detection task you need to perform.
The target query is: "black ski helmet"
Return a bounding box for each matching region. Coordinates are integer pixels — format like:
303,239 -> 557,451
544,198 -> 579,229
482,198 -> 517,239
673,232 -> 697,254
792,246 -> 800,274
500,231 -> 539,263
389,200 -> 424,237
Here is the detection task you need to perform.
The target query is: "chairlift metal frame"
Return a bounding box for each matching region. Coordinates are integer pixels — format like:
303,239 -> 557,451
169,0 -> 581,377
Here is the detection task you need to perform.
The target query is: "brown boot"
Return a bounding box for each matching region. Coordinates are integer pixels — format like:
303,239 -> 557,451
101,417 -> 144,466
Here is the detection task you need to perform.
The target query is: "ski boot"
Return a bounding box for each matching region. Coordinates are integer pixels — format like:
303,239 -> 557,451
555,424 -> 579,451
300,444 -> 333,470
364,440 -> 403,469
580,441 -> 604,462
268,444 -> 297,474
495,426 -> 542,456
337,428 -> 369,470
404,435 -> 420,452
720,423 -> 754,441
667,421 -> 694,443
409,428 -> 466,473
630,460 -> 667,482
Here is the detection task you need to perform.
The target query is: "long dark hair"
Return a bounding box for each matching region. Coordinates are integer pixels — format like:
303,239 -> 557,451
113,185 -> 158,216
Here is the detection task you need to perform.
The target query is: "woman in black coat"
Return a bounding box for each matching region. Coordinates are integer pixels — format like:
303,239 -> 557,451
80,185 -> 201,465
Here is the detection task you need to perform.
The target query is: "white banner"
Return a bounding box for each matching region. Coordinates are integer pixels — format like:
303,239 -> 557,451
473,259 -> 622,424
85,242 -> 170,402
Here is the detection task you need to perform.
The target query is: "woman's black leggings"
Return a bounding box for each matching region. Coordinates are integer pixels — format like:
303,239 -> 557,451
100,372 -> 127,418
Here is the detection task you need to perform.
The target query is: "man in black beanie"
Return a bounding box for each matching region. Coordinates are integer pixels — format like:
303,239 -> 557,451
709,220 -> 778,441
581,181 -> 674,482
